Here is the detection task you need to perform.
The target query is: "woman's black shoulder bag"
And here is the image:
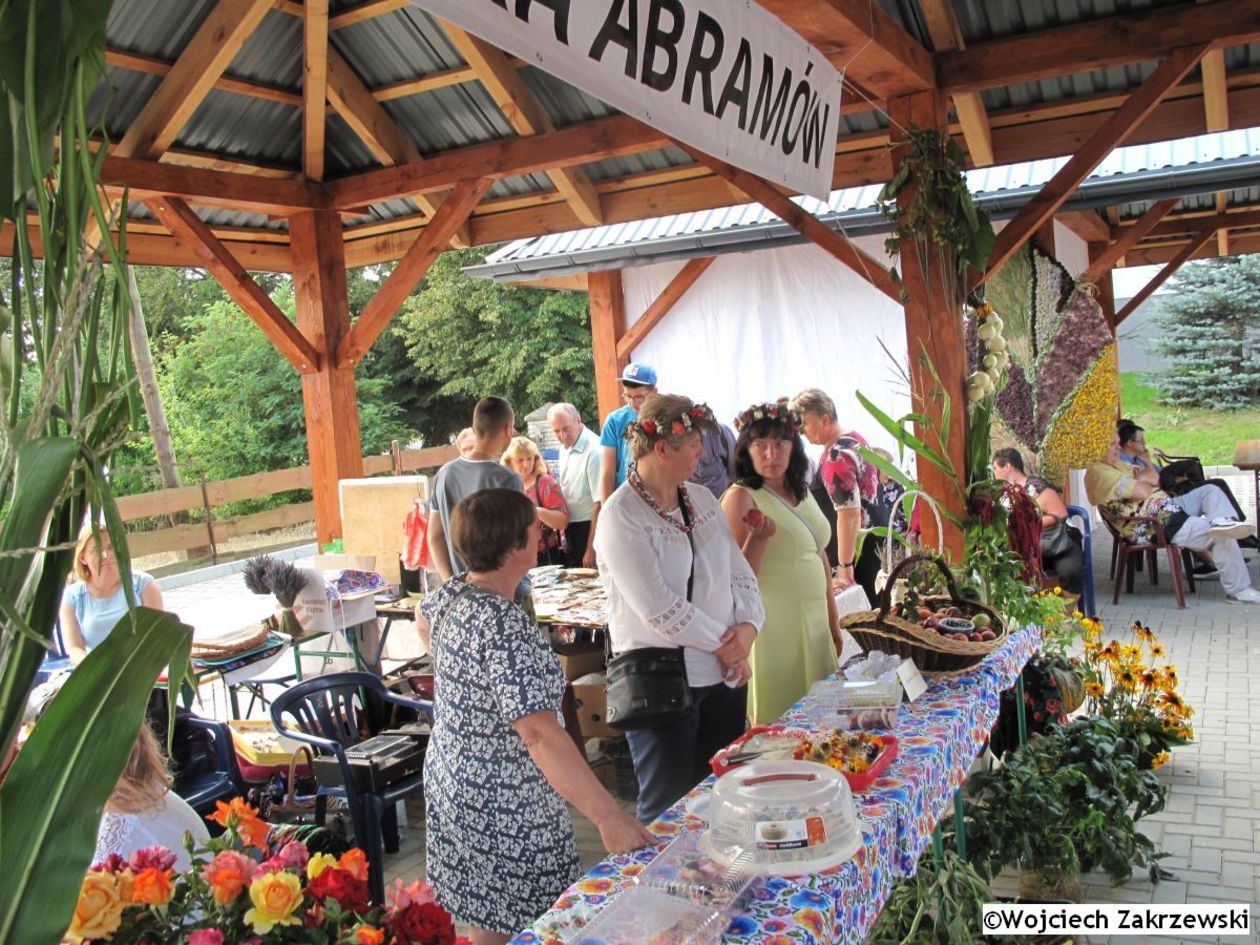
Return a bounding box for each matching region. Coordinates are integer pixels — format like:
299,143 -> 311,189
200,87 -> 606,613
603,489 -> 696,731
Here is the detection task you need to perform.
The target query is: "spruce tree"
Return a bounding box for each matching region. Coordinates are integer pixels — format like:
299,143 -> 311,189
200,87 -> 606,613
1148,256 -> 1260,410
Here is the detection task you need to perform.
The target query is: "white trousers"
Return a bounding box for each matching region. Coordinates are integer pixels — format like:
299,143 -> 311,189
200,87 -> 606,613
1170,485 -> 1252,595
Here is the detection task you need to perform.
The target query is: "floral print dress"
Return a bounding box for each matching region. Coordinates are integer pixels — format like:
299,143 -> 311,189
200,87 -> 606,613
421,576 -> 579,934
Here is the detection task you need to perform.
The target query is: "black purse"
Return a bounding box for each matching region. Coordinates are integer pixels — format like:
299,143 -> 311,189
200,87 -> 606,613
603,488 -> 696,731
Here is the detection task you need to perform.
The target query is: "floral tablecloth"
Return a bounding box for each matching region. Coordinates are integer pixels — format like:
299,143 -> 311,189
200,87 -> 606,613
511,625 -> 1041,945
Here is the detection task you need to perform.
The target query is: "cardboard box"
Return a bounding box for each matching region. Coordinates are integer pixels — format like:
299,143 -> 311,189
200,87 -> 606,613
339,476 -> 431,584
229,720 -> 307,767
292,567 -> 378,636
558,649 -> 604,682
572,681 -> 619,739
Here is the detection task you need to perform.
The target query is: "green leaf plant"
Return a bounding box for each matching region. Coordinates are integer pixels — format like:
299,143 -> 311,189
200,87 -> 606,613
0,2 -> 194,941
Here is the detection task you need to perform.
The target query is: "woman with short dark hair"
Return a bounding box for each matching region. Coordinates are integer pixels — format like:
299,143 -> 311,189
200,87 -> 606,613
419,488 -> 652,945
722,402 -> 842,724
992,449 -> 1084,593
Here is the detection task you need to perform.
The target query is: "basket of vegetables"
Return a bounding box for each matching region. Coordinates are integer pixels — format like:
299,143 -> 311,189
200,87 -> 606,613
838,554 -> 1007,675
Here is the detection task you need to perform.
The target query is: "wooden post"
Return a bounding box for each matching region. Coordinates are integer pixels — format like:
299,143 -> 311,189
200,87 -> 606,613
588,269 -> 628,424
888,90 -> 968,560
290,209 -> 363,545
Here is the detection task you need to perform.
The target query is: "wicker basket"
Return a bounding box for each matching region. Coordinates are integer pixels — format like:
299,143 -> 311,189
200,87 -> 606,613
190,623 -> 272,661
838,554 -> 1008,676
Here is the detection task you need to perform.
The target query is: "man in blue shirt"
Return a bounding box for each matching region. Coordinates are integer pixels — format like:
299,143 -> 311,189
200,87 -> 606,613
598,362 -> 657,508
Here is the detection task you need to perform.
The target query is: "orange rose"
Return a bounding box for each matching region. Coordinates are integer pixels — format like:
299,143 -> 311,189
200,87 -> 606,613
208,797 -> 269,851
66,872 -> 124,943
131,866 -> 175,906
244,871 -> 303,935
356,925 -> 386,945
203,850 -> 258,905
339,848 -> 369,882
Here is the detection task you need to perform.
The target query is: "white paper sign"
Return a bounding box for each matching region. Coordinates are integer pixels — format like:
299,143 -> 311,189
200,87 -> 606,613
897,658 -> 928,703
411,0 -> 843,200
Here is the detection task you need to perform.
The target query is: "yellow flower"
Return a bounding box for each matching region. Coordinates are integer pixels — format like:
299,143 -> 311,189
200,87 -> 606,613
1085,681 -> 1104,699
1120,644 -> 1142,662
1157,690 -> 1186,714
1117,668 -> 1138,691
1150,751 -> 1171,770
1133,622 -> 1155,642
66,873 -> 124,944
244,871 -> 303,935
1139,669 -> 1159,689
1163,666 -> 1179,688
1098,641 -> 1121,661
1149,643 -> 1167,659
307,852 -> 338,880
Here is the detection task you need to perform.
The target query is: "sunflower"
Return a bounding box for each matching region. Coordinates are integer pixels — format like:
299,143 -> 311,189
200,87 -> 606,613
1150,751 -> 1171,770
1085,680 -> 1104,699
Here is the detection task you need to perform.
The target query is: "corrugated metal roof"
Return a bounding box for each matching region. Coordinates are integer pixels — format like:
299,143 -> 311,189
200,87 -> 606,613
474,127 -> 1260,275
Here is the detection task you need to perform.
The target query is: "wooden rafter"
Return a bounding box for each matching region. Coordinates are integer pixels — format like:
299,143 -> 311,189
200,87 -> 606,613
918,0 -> 994,167
1115,226 -> 1218,325
303,0 -> 329,181
975,46 -> 1208,289
1201,49 -> 1230,131
145,196 -> 319,371
1080,198 -> 1180,283
338,178 -> 494,366
679,145 -> 898,301
588,270 -> 629,421
105,47 -> 302,106
1126,232 -> 1259,266
1216,192 -> 1231,255
328,0 -> 407,30
615,257 -> 715,360
1142,207 -> 1260,238
100,156 -> 322,213
757,0 -> 934,98
1058,211 -> 1111,243
440,21 -> 602,226
940,0 -> 1260,94
117,0 -> 274,159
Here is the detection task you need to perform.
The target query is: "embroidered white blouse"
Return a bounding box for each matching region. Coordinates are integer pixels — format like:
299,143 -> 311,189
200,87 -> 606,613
595,481 -> 765,688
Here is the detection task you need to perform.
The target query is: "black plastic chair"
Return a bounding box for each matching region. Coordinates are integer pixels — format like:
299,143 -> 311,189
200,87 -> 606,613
173,716 -> 246,817
270,671 -> 432,903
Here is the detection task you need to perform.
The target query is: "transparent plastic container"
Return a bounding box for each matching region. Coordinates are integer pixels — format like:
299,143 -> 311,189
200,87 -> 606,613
634,832 -> 759,914
571,886 -> 726,945
703,759 -> 862,876
802,677 -> 903,730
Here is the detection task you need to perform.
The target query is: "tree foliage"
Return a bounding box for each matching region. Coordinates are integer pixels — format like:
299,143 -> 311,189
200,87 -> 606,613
1149,257 -> 1260,411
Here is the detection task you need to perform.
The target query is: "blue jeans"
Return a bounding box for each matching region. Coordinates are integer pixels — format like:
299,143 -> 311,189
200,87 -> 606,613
625,682 -> 747,822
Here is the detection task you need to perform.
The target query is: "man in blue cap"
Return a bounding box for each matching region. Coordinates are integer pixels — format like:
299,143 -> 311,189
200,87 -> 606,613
597,363 -> 657,516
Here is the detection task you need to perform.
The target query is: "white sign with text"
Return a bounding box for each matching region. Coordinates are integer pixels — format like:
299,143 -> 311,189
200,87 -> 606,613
411,0 -> 843,199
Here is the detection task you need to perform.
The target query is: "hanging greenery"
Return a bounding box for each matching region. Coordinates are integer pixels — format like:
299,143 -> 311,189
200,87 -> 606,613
877,125 -> 995,308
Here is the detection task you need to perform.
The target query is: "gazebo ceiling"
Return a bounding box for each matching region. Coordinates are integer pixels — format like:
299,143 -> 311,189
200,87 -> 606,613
6,0 -> 1260,270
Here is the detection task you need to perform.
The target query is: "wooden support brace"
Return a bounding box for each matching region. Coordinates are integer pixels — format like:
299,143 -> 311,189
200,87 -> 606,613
588,270 -> 628,422
146,196 -> 319,372
615,257 -> 715,360
1114,226 -> 1217,325
1080,198 -> 1180,284
974,45 -> 1208,289
338,177 -> 493,365
677,145 -> 899,301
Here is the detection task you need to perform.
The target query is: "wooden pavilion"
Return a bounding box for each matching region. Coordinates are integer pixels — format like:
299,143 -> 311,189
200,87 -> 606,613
4,0 -> 1260,554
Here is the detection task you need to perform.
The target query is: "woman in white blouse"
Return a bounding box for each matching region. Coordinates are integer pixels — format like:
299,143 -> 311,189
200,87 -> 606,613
595,394 -> 765,822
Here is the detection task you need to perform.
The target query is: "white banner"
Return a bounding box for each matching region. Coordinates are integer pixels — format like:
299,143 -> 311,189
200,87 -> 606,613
410,0 -> 843,200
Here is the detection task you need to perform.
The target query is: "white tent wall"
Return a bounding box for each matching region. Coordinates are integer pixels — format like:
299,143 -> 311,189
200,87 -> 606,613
619,235 -> 913,468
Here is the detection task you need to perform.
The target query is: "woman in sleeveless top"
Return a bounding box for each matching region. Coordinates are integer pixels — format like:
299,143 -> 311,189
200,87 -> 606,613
722,402 -> 842,725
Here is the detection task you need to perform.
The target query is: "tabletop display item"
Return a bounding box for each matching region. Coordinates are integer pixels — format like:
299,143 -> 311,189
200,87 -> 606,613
243,554 -> 307,638
801,676 -> 904,730
634,832 -> 759,914
709,726 -> 811,775
703,759 -> 863,876
789,731 -> 899,792
229,719 -> 308,766
838,554 -> 1007,675
571,886 -> 727,945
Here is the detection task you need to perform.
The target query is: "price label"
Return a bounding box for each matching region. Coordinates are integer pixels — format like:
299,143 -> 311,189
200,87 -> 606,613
897,658 -> 928,702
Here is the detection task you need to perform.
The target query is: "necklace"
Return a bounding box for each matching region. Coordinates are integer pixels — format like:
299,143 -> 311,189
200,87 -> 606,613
628,468 -> 696,533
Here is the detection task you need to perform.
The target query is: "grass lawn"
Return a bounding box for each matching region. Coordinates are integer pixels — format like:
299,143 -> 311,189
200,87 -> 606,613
1120,373 -> 1260,466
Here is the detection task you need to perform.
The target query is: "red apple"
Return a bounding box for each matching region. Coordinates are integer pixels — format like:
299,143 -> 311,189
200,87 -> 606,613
744,509 -> 766,528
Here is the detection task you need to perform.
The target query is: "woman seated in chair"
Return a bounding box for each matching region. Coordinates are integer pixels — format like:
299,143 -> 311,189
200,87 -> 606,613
992,448 -> 1084,594
94,722 -> 209,872
416,488 -> 653,945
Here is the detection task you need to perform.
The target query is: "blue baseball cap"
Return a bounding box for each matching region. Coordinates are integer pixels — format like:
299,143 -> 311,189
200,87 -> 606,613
621,363 -> 657,386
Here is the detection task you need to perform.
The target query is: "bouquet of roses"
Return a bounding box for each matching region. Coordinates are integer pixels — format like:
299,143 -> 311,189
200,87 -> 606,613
65,798 -> 470,945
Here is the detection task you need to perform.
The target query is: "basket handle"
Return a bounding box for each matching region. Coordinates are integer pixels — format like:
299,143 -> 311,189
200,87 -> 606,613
283,745 -> 315,807
879,488 -> 946,565
874,553 -> 965,623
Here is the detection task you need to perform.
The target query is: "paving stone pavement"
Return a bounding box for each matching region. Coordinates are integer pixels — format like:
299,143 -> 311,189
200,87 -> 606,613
163,511 -> 1259,943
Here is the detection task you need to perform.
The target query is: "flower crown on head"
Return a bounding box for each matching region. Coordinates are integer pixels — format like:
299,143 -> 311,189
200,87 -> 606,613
626,402 -> 716,445
734,400 -> 801,437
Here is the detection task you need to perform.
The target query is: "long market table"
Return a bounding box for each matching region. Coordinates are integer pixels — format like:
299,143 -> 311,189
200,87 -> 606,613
510,624 -> 1041,945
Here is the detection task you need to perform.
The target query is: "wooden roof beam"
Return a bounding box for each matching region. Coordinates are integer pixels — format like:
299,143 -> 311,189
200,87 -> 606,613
1080,198 -> 1180,283
1202,49 -> 1231,131
1141,206 -> 1260,238
1216,192 -> 1231,254
100,155 -> 323,213
338,178 -> 493,366
1124,232 -> 1259,266
1058,211 -> 1111,244
439,22 -> 603,226
918,0 -> 994,166
757,0 -> 934,98
303,0 -> 329,181
145,196 -> 320,371
117,0 -> 275,159
105,47 -> 302,106
1115,226 -> 1218,325
975,46 -> 1208,289
678,144 -> 898,301
615,257 -> 715,360
329,0 -> 407,30
940,0 -> 1260,94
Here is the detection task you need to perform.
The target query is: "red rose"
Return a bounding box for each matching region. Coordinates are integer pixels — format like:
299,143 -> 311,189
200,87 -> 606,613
671,421 -> 685,435
641,420 -> 656,435
389,901 -> 456,945
307,867 -> 371,914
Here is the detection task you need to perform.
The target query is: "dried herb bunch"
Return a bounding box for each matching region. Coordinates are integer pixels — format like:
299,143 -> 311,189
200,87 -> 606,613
269,561 -> 306,609
243,555 -> 278,595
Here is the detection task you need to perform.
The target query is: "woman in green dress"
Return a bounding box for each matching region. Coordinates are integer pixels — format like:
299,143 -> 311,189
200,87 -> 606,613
721,402 -> 844,725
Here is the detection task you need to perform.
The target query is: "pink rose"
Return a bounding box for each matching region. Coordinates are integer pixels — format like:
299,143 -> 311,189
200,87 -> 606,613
274,841 -> 309,872
188,930 -> 225,945
90,853 -> 128,874
129,845 -> 177,873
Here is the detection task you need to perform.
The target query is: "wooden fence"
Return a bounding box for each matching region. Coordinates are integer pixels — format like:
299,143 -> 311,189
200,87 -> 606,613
116,445 -> 458,558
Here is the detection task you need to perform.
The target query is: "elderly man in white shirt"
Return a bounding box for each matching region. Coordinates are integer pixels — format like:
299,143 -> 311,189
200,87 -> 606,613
595,393 -> 764,822
547,402 -> 603,568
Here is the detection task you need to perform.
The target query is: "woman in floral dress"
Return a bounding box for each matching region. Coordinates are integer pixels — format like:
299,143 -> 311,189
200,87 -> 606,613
419,489 -> 652,944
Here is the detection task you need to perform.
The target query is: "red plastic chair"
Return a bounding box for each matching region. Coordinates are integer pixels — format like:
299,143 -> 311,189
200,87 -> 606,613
1098,508 -> 1197,609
